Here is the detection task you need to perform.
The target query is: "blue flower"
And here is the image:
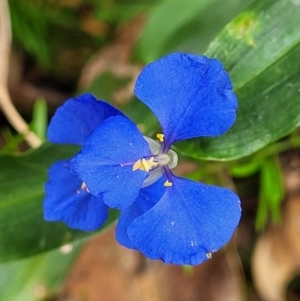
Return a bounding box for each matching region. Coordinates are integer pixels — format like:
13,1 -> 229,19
45,53 -> 241,265
44,94 -> 123,231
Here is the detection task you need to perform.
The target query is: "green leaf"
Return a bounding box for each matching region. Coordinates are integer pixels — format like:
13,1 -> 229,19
255,156 -> 284,231
0,241 -> 82,301
136,0 -> 216,62
135,0 -> 253,62
176,0 -> 300,160
0,127 -> 24,152
9,0 -> 51,66
0,143 -> 118,262
31,98 -> 48,140
230,159 -> 261,178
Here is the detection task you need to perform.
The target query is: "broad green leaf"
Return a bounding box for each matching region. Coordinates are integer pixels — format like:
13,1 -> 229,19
136,0 -> 253,62
177,0 -> 300,160
0,241 -> 82,301
135,0 -> 216,62
0,143 -> 118,262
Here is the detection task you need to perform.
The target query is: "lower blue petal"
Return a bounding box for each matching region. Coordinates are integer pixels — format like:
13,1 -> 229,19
44,161 -> 108,231
116,177 -> 165,249
47,93 -> 123,145
127,174 -> 241,265
70,115 -> 151,209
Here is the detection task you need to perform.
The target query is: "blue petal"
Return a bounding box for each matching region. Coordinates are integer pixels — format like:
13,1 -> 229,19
116,177 -> 165,249
70,115 -> 151,209
47,93 -> 123,145
44,161 -> 108,231
134,53 -> 238,148
127,174 -> 241,265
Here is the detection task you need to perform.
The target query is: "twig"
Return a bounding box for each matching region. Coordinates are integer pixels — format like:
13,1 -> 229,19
0,0 -> 42,148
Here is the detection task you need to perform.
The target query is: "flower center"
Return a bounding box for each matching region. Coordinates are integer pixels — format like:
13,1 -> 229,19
133,135 -> 178,187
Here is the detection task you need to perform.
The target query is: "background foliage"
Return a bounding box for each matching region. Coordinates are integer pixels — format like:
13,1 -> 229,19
1,0 -> 300,299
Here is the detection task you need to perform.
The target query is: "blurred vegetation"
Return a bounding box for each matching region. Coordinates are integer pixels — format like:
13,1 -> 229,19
1,0 -> 300,300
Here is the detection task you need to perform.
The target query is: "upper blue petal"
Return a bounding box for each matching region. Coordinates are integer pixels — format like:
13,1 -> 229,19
134,53 -> 238,149
44,160 -> 108,231
127,174 -> 241,265
47,93 -> 123,145
116,177 -> 165,250
70,115 -> 151,209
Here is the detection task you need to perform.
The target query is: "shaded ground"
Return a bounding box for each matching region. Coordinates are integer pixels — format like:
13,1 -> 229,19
59,228 -> 244,301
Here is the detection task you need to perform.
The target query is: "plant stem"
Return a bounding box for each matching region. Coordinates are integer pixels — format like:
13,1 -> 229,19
0,0 -> 42,148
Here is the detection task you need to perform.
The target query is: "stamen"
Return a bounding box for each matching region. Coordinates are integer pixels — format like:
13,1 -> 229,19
136,136 -> 179,187
77,182 -> 90,193
206,252 -> 212,259
156,133 -> 164,142
132,157 -> 158,172
141,159 -> 150,172
132,159 -> 142,171
164,180 -> 173,187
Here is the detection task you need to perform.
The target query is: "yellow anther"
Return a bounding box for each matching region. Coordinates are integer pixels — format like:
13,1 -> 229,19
141,158 -> 158,172
77,182 -> 90,193
132,157 -> 158,172
156,133 -> 164,142
132,159 -> 142,171
141,158 -> 151,172
164,180 -> 173,187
